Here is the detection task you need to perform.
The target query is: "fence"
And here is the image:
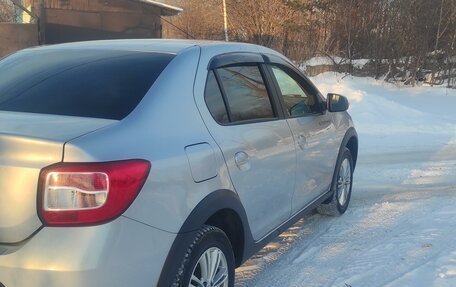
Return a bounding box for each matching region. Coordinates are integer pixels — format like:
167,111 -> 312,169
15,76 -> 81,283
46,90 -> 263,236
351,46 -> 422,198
0,0 -> 39,57
0,22 -> 38,57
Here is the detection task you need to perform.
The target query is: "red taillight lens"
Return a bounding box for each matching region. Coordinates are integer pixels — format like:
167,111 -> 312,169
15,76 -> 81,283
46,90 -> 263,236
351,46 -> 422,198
38,160 -> 151,227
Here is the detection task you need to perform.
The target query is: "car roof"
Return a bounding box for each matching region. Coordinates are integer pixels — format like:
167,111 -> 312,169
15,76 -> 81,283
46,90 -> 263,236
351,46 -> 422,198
25,39 -> 278,56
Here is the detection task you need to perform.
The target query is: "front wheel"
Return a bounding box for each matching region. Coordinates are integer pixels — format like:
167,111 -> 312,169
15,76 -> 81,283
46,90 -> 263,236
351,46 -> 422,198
318,147 -> 353,216
173,225 -> 235,287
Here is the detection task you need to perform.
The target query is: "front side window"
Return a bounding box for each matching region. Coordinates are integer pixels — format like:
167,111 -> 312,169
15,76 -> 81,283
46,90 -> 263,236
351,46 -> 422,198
271,66 -> 320,117
217,65 -> 274,122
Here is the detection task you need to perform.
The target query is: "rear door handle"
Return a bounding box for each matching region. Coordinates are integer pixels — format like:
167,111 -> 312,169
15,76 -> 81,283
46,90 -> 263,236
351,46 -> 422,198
234,151 -> 251,171
319,120 -> 331,126
297,135 -> 307,150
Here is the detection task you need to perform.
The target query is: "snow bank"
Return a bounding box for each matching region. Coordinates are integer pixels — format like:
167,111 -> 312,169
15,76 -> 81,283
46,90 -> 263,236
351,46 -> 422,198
236,72 -> 456,287
303,57 -> 370,69
310,72 -> 456,155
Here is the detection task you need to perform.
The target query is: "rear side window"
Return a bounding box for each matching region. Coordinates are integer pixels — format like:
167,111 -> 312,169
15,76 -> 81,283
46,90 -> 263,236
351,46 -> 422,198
204,71 -> 229,123
0,49 -> 175,120
217,65 -> 274,122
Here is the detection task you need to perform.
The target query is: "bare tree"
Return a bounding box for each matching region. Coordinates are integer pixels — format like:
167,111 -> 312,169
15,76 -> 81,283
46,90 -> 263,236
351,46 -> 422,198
162,0 -> 456,86
163,0 -> 225,40
226,0 -> 296,50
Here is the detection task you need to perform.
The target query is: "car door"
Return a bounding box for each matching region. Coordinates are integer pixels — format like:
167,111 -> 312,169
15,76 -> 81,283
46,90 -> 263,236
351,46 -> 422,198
266,63 -> 339,215
202,59 -> 296,240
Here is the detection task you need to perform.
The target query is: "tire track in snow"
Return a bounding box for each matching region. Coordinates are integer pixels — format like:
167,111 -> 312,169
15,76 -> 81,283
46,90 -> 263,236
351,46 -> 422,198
235,142 -> 456,287
235,213 -> 336,286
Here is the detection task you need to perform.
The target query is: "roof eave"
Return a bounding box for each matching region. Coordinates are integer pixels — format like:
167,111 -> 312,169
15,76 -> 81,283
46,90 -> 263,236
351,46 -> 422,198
135,0 -> 183,16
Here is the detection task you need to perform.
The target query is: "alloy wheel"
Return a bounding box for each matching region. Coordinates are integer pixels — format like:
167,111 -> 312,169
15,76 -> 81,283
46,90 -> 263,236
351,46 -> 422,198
189,247 -> 229,287
337,158 -> 351,206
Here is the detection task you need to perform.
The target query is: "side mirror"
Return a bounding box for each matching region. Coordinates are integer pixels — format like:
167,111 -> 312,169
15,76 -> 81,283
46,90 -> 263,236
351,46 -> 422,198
327,93 -> 349,112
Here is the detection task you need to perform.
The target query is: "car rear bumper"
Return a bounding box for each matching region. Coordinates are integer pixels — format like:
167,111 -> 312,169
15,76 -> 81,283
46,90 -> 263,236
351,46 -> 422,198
0,216 -> 176,287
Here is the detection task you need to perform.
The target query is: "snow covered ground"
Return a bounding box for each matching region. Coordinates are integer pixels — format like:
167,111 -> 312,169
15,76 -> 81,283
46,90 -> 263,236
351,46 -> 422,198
301,57 -> 370,70
235,73 -> 456,287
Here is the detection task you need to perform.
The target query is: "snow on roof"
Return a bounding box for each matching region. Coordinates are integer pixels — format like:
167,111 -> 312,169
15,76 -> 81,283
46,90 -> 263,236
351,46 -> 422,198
133,0 -> 183,16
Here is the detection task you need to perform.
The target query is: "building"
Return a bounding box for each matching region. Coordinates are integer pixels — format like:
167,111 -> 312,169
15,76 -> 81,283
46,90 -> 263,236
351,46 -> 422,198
25,0 -> 182,43
0,0 -> 181,56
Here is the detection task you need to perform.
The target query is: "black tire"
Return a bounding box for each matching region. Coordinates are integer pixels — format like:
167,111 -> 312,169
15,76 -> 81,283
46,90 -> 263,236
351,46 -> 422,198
317,147 -> 353,216
172,225 -> 235,287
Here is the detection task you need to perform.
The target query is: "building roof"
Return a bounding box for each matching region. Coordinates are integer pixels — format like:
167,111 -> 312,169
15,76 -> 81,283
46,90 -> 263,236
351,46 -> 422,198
133,0 -> 183,16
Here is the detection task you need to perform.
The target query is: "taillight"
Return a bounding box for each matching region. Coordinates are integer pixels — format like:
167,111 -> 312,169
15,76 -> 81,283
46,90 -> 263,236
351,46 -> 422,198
38,160 -> 151,227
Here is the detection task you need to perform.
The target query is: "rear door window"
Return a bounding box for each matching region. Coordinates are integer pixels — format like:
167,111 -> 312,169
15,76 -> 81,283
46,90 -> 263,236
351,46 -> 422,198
0,49 -> 175,120
216,65 -> 275,122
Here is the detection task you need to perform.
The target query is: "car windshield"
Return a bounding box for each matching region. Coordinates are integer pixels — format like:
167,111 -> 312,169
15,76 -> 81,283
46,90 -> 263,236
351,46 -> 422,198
0,48 -> 175,120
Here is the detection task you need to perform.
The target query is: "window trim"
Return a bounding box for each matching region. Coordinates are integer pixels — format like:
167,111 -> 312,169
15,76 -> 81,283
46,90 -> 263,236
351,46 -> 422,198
208,52 -> 265,70
202,70 -> 231,124
259,63 -> 286,120
212,70 -> 232,123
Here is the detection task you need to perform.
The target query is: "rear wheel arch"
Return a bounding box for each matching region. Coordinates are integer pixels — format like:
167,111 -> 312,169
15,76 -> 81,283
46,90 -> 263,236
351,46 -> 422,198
157,189 -> 253,286
205,208 -> 245,267
172,225 -> 235,287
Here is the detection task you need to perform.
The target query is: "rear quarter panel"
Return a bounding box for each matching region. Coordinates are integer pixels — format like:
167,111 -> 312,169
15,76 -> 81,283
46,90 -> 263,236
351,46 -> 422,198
63,46 -> 235,233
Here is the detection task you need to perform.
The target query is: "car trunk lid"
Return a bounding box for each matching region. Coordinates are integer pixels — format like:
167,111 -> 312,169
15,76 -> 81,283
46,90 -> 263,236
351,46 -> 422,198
0,111 -> 115,243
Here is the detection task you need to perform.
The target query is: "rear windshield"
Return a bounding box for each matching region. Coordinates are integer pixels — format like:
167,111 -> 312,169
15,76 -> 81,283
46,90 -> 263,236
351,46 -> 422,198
0,49 -> 175,120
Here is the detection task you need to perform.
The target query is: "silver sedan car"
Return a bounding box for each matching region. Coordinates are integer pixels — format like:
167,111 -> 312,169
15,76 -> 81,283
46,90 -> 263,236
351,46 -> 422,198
0,40 -> 357,287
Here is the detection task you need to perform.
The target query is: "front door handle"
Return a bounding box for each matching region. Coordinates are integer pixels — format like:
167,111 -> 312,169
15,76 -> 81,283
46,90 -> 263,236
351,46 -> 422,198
297,135 -> 307,150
